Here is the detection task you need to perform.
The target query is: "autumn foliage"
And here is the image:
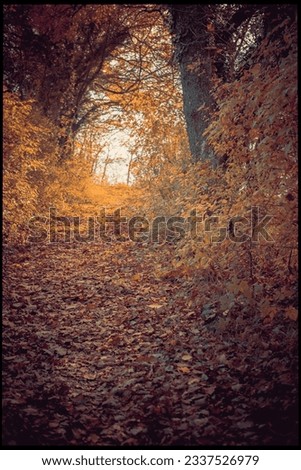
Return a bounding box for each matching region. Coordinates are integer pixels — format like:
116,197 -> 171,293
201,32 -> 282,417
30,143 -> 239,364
2,4 -> 298,448
139,18 -> 298,324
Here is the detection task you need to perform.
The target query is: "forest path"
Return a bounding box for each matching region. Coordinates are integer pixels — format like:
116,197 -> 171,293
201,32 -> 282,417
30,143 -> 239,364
2,242 -> 298,446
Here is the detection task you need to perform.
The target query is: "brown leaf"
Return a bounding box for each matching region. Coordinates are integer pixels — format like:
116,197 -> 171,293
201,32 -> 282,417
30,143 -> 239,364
285,306 -> 298,321
148,303 -> 164,309
177,366 -> 190,373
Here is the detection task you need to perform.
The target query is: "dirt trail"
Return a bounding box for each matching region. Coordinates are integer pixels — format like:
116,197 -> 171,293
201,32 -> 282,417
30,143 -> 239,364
2,242 -> 298,446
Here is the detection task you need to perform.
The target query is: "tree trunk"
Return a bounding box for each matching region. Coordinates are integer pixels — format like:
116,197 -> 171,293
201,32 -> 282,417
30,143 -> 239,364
169,5 -> 217,165
127,154 -> 133,185
179,48 -> 216,164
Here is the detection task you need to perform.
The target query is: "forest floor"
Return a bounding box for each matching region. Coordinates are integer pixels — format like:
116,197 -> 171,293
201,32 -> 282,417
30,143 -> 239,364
2,241 -> 299,447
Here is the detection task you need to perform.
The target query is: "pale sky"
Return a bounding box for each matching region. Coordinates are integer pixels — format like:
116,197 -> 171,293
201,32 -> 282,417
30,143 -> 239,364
96,130 -> 133,184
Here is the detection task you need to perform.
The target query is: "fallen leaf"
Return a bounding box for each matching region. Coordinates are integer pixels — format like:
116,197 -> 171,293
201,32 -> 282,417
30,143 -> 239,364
54,347 -> 67,356
204,385 -> 216,395
83,372 -> 97,380
88,434 -> 100,444
236,421 -> 254,429
177,366 -> 190,373
130,426 -> 145,436
188,377 -> 201,385
193,417 -> 209,426
231,383 -> 242,392
285,306 -> 298,321
49,421 -> 60,428
181,354 -> 193,361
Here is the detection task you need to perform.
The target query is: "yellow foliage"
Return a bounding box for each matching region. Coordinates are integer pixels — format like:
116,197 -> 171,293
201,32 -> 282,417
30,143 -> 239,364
139,24 -> 297,321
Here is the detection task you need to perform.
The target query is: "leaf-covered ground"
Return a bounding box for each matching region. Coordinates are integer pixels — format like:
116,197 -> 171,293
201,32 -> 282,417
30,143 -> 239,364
2,242 -> 298,446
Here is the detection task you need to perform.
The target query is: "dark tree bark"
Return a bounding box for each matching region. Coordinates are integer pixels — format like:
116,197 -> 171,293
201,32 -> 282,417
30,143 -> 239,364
169,5 -> 217,165
169,4 -> 295,166
178,46 -> 216,164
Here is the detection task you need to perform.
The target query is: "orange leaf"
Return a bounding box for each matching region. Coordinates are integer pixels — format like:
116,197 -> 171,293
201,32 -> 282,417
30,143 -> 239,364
285,306 -> 298,321
177,366 -> 190,373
